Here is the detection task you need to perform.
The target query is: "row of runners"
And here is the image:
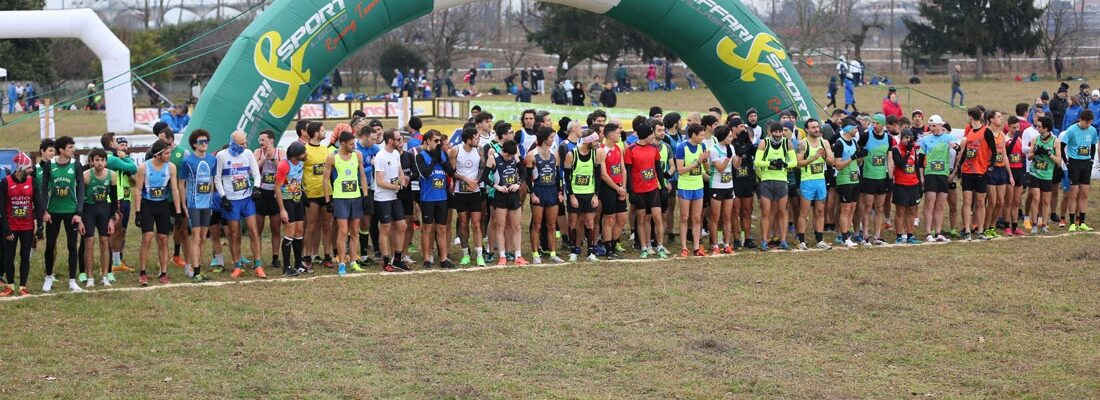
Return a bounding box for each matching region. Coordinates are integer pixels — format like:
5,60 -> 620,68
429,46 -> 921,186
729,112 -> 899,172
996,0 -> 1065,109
0,103 -> 1094,295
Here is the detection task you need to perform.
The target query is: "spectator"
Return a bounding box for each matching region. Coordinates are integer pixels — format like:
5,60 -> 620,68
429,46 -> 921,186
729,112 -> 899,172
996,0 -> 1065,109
1055,56 -> 1064,80
646,62 -> 657,91
1088,90 -> 1100,131
1050,85 -> 1069,131
550,80 -> 567,105
533,65 -> 545,94
1062,94 -> 1084,132
825,76 -> 838,109
836,56 -> 849,83
882,89 -> 903,119
159,105 -> 190,133
950,64 -> 963,107
189,74 -> 202,104
570,81 -> 586,106
515,83 -> 532,103
664,61 -> 673,91
844,76 -> 857,112
599,83 -> 617,108
588,77 -> 604,107
615,63 -> 628,92
850,58 -> 863,86
520,67 -> 529,91
392,69 -> 403,94
686,71 -> 698,89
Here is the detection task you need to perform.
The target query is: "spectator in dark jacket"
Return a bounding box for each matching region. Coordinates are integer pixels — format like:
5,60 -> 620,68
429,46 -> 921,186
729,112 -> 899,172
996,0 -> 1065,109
599,83 -> 617,108
571,81 -> 586,106
515,84 -> 532,103
1049,86 -> 1069,131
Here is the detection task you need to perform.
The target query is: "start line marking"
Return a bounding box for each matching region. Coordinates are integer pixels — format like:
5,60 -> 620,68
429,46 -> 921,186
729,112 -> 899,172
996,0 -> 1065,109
2,231 -> 1096,302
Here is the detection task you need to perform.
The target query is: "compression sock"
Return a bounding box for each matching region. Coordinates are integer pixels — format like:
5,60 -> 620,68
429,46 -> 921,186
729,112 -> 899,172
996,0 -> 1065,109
293,238 -> 304,268
1079,213 -> 1086,224
174,244 -> 181,257
282,237 -> 293,268
814,232 -> 823,242
797,233 -> 805,242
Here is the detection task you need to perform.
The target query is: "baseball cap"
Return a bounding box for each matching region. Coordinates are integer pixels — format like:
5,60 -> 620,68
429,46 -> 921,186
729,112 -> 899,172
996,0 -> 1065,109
911,109 -> 923,117
1091,89 -> 1099,98
928,115 -> 945,125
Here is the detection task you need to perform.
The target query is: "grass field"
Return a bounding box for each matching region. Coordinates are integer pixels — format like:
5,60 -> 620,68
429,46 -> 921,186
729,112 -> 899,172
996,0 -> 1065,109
1,78 -> 1099,398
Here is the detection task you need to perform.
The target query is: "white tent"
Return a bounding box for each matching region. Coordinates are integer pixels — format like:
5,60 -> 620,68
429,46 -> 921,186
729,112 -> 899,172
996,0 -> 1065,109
0,67 -> 7,78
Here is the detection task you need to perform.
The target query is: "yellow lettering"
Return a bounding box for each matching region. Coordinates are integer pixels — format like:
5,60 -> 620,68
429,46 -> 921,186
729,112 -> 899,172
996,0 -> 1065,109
716,33 -> 786,83
254,31 -> 312,119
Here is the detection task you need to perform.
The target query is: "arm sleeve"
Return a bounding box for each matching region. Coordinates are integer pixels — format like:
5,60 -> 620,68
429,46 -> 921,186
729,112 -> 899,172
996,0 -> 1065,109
985,129 -> 998,165
249,153 -> 262,188
213,154 -> 226,197
0,184 -> 9,237
73,161 -> 85,215
857,132 -> 869,147
891,147 -> 906,166
109,174 -> 119,216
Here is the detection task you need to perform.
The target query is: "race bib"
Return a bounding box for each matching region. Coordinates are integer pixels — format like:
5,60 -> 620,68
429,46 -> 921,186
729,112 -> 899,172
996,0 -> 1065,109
641,168 -> 656,181
1009,153 -> 1022,164
53,185 -> 70,198
929,161 -> 945,172
575,174 -> 591,186
458,180 -> 471,192
197,182 -> 212,194
341,180 -> 358,193
721,172 -> 733,183
995,153 -> 1004,163
871,155 -> 886,167
1034,160 -> 1049,170
690,165 -> 702,176
12,205 -> 28,218
503,175 -> 518,184
849,170 -> 860,181
232,176 -> 248,191
610,164 -> 623,176
904,164 -> 916,174
965,147 -> 977,159
389,177 -> 400,186
737,168 -> 749,178
93,190 -> 107,202
312,163 -> 324,175
539,174 -> 554,184
149,186 -> 167,199
810,163 -> 825,174
433,177 -> 446,189
1077,146 -> 1090,156
262,173 -> 276,184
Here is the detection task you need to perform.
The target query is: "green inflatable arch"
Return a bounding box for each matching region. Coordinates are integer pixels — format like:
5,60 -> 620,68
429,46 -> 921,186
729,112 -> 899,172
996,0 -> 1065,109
188,0 -> 819,147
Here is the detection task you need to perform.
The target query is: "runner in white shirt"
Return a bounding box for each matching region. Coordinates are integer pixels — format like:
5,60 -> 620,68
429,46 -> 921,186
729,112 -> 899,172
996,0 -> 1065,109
373,129 -> 410,272
214,131 -> 265,278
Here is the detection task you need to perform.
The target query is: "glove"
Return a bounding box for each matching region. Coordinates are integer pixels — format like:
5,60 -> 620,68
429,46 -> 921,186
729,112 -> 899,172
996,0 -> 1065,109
134,211 -> 143,229
325,199 -> 334,213
769,159 -> 784,170
251,188 -> 262,201
853,148 -> 869,159
221,197 -> 233,212
1034,146 -> 1049,156
35,226 -> 44,241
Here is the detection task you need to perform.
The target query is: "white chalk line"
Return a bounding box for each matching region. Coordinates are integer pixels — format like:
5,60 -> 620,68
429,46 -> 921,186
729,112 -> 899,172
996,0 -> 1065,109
2,231 -> 1096,302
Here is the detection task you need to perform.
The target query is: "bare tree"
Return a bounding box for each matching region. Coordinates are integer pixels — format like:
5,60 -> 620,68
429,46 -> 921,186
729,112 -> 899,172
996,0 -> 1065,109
1038,1 -> 1083,74
844,0 -> 883,60
773,0 -> 838,56
410,4 -> 492,73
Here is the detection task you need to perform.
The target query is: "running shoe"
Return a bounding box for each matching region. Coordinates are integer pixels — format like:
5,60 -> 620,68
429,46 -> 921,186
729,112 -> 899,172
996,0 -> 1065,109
926,234 -> 935,243
694,248 -> 708,257
497,257 -> 507,266
505,253 -> 515,262
936,234 -> 949,242
949,229 -> 960,238
211,265 -> 225,273
587,254 -> 599,262
0,287 -> 14,297
1041,225 -> 1050,234
349,262 -> 364,273
834,235 -> 844,245
393,259 -> 410,271
85,279 -> 94,288
403,255 -> 416,265
476,254 -> 486,267
515,257 -> 528,266
78,273 -> 87,282
1059,218 -> 1067,228
964,232 -> 973,241
113,261 -> 134,272
1078,223 -> 1093,232
337,263 -> 347,276
778,241 -> 791,250
18,288 -> 29,296
459,254 -> 471,266
680,248 -> 691,258
382,264 -> 397,273
977,233 -> 992,241
550,255 -> 565,263
712,244 -> 722,255
440,260 -> 456,269
639,249 -> 649,259
657,247 -> 670,259
1069,224 -> 1078,232
798,242 -> 808,250
138,273 -> 148,286
815,242 -> 832,250
568,253 -> 578,262
158,274 -> 170,285
907,236 -> 921,245
107,272 -> 116,282
844,238 -> 858,248
1031,226 -> 1039,235
724,245 -> 735,254
193,273 -> 208,282
323,257 -> 335,269
615,242 -> 626,253
895,236 -> 905,245
1004,228 -> 1013,236
230,268 -> 243,278
172,256 -> 186,268
1013,228 -> 1026,236
873,238 -> 886,245
1022,219 -> 1032,230
101,276 -> 112,287
760,242 -> 770,252
743,239 -> 757,249
423,261 -> 433,271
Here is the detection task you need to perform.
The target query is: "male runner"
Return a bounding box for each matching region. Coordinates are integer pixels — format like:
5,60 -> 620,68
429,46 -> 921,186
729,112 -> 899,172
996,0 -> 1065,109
889,129 -> 922,244
564,130 -> 603,261
596,123 -> 628,259
675,124 -> 710,255
450,128 -> 487,266
414,129 -> 456,269
832,124 -> 864,247
1026,116 -> 1061,234
374,130 -> 410,271
526,127 -> 565,264
254,130 -> 285,270
981,110 -> 1014,237
80,149 -> 118,287
955,107 -> 998,240
795,119 -> 834,249
1061,109 -> 1096,231
918,115 -> 953,242
857,113 -> 895,245
133,140 -> 183,286
276,142 -> 307,275
178,129 -> 217,282
40,136 -> 85,292
485,140 -> 527,265
215,131 -> 266,278
324,130 -> 368,275
626,122 -> 669,259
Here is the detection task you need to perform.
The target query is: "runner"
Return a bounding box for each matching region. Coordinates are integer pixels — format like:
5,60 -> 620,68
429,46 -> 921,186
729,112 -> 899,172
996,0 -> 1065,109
526,127 -> 565,264
254,130 -> 285,270
80,149 -> 118,287
41,136 -> 85,292
981,110 -> 1014,238
918,115 -> 953,242
302,121 -> 331,269
374,129 -> 410,272
323,129 -> 369,275
596,123 -> 628,259
101,133 -> 137,276
706,124 -> 739,254
450,128 -> 487,266
414,129 -> 456,269
178,129 -> 217,282
214,131 -> 266,278
485,140 -> 527,265
275,142 -> 307,275
1003,116 -> 1027,236
661,112 -> 683,244
731,117 -> 757,249
889,129 -> 922,244
133,139 -> 183,286
354,125 -> 380,266
857,113 -> 895,245
675,124 -> 710,255
1026,116 -> 1061,234
1061,109 -> 1096,232
1,153 -> 38,296
626,122 -> 669,259
795,119 -> 834,250
955,107 -> 998,240
831,124 -> 864,248
564,129 -> 603,261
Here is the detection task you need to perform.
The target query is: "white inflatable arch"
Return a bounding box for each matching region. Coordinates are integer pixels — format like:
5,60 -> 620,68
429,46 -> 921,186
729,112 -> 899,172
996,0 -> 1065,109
0,9 -> 134,133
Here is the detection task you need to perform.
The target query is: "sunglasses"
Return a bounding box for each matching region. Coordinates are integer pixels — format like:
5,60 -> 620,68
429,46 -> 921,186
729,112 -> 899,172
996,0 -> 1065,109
196,139 -> 209,145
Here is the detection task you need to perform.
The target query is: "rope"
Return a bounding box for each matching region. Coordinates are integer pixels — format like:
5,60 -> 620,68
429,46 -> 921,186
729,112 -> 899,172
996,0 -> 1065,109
805,48 -> 967,114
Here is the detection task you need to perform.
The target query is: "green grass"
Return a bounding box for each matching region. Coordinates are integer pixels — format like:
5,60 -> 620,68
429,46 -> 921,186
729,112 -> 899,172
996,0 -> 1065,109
1,78 -> 1099,398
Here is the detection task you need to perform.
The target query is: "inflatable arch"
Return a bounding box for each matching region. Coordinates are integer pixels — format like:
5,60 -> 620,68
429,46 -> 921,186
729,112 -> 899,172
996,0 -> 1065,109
188,0 -> 818,147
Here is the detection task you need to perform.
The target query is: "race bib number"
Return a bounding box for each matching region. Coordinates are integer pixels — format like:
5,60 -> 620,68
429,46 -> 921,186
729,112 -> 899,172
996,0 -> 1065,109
458,180 -> 471,192
1034,160 -> 1049,170
149,186 -> 167,199
503,175 -> 518,185
197,182 -> 212,194
433,177 -> 446,189
690,165 -> 702,176
871,155 -> 886,167
641,168 -> 656,181
93,190 -> 107,202
995,153 -> 1004,163
1077,146 -> 1090,156
312,163 -> 324,175
610,164 -> 623,176
721,172 -> 733,183
12,205 -> 28,218
737,168 -> 749,178
232,176 -> 248,191
575,174 -> 591,186
1009,153 -> 1022,164
810,163 -> 825,174
929,161 -> 946,172
53,185 -> 70,198
849,170 -> 860,181
965,147 -> 977,159
539,174 -> 554,184
262,173 -> 276,184
904,164 -> 916,174
389,177 -> 400,186
341,180 -> 358,193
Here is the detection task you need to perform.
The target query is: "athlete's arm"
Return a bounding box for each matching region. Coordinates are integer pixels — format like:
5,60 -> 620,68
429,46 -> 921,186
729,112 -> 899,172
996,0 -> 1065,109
133,164 -> 145,214
0,183 -> 10,237
356,152 -> 368,197
248,151 -> 262,189
563,150 -> 575,197
74,160 -> 85,215
168,163 -> 182,214
1054,138 -> 1064,166
597,147 -> 615,186
795,140 -> 811,167
888,147 -> 902,180
213,153 -> 226,198
322,153 -> 335,201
